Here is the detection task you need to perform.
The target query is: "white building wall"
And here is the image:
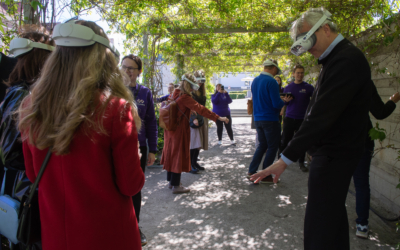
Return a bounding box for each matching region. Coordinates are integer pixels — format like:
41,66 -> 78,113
214,72 -> 256,91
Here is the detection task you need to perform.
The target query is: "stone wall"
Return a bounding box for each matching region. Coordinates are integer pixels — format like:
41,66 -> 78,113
303,23 -> 400,215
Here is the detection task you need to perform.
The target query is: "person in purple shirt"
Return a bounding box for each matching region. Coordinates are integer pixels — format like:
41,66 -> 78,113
211,84 -> 235,145
278,64 -> 314,172
121,54 -> 158,246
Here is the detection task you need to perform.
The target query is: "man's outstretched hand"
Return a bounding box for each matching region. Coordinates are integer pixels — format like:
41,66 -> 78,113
250,158 -> 288,184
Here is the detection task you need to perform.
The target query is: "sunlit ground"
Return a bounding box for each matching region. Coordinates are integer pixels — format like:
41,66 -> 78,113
141,117 -> 399,250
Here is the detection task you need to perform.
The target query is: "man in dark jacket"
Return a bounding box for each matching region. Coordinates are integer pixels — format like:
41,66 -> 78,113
251,7 -> 372,250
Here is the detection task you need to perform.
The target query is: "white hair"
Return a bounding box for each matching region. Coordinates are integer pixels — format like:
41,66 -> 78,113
290,7 -> 338,40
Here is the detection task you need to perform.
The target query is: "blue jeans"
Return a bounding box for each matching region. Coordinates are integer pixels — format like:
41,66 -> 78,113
353,143 -> 374,226
248,121 -> 281,174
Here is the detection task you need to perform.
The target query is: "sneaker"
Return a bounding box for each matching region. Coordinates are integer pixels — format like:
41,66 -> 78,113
299,162 -> 308,172
139,228 -> 147,246
260,176 -> 279,184
218,140 -> 222,145
231,140 -> 236,145
168,182 -> 182,189
195,163 -> 205,171
172,185 -> 191,194
356,224 -> 369,239
189,166 -> 199,174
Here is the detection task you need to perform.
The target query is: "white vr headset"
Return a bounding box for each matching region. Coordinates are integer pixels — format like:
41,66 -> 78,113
290,10 -> 332,56
53,21 -> 120,59
9,38 -> 55,57
182,75 -> 200,91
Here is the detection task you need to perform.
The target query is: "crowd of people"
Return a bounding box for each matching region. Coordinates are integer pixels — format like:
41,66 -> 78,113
0,6 -> 398,250
249,6 -> 399,250
0,19 -> 231,249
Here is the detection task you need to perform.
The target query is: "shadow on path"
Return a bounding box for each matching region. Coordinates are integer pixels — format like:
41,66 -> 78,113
141,118 -> 399,250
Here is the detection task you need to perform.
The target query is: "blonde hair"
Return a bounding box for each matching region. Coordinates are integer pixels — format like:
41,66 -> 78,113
179,73 -> 197,96
18,20 -> 141,155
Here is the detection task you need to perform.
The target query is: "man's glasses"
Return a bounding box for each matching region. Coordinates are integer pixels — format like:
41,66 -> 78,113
121,65 -> 139,72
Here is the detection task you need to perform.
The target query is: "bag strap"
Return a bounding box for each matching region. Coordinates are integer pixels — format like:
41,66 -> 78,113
0,167 -> 7,195
177,105 -> 190,122
173,95 -> 190,122
27,147 -> 52,201
132,84 -> 141,101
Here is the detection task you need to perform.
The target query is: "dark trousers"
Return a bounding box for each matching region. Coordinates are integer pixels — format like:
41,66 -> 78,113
353,143 -> 374,226
190,149 -> 200,167
278,117 -> 305,163
304,155 -> 359,250
167,171 -> 181,186
248,121 -> 281,174
216,114 -> 233,141
132,146 -> 147,223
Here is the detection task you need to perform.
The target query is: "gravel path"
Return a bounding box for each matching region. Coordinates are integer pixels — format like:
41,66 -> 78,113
140,116 -> 399,250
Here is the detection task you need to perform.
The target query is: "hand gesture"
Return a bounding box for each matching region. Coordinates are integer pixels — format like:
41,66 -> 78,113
281,95 -> 293,102
250,159 -> 288,184
147,153 -> 156,166
218,117 -> 229,124
138,141 -> 142,159
390,92 -> 400,103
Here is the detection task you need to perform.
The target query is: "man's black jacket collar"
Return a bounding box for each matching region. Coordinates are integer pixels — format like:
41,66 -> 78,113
318,38 -> 350,65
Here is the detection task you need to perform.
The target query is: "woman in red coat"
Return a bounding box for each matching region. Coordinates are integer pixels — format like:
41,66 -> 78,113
18,20 -> 145,250
161,73 -> 229,194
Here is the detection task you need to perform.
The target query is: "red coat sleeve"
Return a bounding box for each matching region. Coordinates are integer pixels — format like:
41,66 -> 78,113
111,100 -> 145,197
181,95 -> 220,122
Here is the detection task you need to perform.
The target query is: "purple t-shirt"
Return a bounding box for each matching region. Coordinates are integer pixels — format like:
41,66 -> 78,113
284,82 -> 314,119
211,92 -> 232,117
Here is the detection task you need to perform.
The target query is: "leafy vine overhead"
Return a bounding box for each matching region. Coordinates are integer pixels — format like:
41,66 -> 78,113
72,0 -> 398,77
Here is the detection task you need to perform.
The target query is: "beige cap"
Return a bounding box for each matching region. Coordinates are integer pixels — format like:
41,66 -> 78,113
263,59 -> 282,75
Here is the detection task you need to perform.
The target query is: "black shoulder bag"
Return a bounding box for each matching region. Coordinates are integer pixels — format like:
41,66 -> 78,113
17,147 -> 52,245
189,113 -> 204,128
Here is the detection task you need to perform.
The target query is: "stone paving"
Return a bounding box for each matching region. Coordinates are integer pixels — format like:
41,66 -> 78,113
140,115 -> 399,249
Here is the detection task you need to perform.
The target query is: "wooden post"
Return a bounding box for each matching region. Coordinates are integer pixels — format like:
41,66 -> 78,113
175,54 -> 184,84
142,33 -> 149,86
23,0 -> 33,24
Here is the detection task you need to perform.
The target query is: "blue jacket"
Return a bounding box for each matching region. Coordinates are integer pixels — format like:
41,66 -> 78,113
128,84 -> 158,153
251,72 -> 284,122
211,92 -> 232,117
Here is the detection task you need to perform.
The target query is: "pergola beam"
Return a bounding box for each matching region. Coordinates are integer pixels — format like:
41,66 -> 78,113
184,52 -> 288,57
167,26 -> 287,35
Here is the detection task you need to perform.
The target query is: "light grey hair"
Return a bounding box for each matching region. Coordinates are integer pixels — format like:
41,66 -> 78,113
290,7 -> 338,40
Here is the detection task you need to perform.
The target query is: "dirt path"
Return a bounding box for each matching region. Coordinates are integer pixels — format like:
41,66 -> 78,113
140,118 -> 399,250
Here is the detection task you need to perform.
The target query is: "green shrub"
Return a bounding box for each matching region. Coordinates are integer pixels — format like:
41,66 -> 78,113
228,91 -> 246,95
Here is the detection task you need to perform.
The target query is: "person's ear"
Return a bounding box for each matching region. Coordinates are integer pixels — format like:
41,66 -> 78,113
323,23 -> 331,36
139,69 -> 143,76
